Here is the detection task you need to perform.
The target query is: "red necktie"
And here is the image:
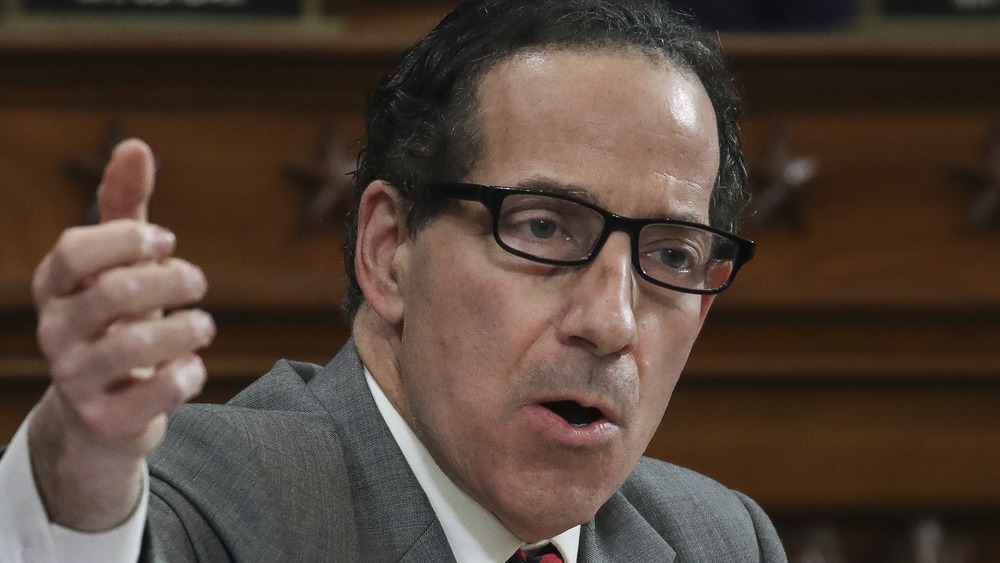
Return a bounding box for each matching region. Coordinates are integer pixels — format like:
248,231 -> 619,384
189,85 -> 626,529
507,543 -> 564,563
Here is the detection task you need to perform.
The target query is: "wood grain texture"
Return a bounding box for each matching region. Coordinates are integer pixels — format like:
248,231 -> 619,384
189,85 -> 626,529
1,30 -> 998,549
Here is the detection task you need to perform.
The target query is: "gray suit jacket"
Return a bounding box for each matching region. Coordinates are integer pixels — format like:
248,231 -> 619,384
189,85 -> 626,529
141,341 -> 787,562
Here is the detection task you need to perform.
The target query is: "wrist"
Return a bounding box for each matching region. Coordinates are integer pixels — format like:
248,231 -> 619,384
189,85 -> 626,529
28,388 -> 147,532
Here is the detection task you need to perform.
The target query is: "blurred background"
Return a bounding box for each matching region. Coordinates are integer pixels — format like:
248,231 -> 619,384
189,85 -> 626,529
1,1 -> 999,561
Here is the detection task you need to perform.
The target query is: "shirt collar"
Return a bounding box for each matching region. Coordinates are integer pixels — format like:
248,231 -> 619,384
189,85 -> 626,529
365,369 -> 580,563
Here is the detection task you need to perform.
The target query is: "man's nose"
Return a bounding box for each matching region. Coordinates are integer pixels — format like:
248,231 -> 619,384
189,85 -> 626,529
557,232 -> 639,357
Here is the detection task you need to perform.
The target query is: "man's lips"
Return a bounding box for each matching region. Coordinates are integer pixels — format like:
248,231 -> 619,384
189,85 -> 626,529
534,391 -> 625,429
541,400 -> 606,427
523,399 -> 621,447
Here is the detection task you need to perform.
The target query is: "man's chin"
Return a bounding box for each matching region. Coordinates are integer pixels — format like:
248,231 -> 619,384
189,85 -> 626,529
500,504 -> 598,545
487,467 -> 626,543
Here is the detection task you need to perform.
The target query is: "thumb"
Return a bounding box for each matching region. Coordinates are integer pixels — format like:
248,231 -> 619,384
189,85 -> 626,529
98,138 -> 156,223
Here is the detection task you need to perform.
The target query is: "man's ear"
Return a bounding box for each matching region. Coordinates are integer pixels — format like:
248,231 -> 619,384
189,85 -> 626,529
355,180 -> 410,326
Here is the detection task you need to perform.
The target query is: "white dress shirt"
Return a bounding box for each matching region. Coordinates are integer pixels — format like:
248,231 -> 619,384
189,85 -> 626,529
364,369 -> 580,563
0,367 -> 581,562
0,410 -> 148,563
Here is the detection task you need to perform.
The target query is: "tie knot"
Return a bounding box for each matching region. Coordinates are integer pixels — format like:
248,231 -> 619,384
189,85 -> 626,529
508,543 -> 564,563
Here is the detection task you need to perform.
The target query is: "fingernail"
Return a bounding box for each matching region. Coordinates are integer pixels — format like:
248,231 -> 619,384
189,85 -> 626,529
186,357 -> 207,397
129,366 -> 156,380
151,227 -> 176,257
195,311 -> 216,343
178,356 -> 207,399
184,266 -> 208,297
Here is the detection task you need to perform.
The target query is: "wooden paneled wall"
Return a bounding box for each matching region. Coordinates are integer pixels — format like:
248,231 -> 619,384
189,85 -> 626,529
1,19 -> 999,561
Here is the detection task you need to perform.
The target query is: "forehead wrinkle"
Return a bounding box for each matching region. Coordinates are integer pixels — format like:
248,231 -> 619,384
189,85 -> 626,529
653,169 -> 713,193
631,169 -> 714,223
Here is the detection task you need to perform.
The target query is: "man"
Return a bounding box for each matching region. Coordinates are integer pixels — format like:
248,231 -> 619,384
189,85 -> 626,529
0,0 -> 785,561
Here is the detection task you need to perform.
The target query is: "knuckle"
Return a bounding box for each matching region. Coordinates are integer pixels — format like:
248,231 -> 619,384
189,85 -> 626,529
126,223 -> 155,254
125,323 -> 156,349
182,264 -> 209,298
158,372 -> 188,409
185,359 -> 208,397
31,256 -> 52,304
50,353 -> 84,385
164,369 -> 188,396
54,227 -> 82,252
165,260 -> 207,300
77,402 -> 114,437
95,273 -> 142,308
186,311 -> 216,347
51,229 -> 86,275
36,313 -> 65,356
165,356 -> 206,402
109,325 -> 155,365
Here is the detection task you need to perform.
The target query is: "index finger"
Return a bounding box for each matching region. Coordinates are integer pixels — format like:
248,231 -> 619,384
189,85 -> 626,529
98,139 -> 156,223
32,221 -> 177,302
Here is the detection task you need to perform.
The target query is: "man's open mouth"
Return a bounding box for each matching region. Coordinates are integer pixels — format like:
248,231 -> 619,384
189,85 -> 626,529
541,400 -> 605,427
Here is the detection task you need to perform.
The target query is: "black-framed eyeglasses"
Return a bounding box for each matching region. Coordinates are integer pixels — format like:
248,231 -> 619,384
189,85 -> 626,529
431,181 -> 755,295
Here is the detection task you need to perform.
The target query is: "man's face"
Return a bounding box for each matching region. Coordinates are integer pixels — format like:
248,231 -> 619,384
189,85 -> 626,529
394,49 -> 720,541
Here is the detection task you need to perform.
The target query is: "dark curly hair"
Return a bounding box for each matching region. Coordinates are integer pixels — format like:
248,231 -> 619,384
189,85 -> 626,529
342,0 -> 747,320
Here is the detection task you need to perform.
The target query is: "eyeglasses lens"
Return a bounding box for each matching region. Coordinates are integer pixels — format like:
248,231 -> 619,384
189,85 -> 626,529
497,194 -> 604,262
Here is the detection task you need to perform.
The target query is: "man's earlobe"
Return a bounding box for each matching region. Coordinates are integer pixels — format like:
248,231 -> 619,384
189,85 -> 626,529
354,181 -> 409,326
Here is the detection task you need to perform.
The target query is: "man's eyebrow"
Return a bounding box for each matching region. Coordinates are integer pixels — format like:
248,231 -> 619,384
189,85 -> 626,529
513,177 -> 597,204
666,210 -> 707,224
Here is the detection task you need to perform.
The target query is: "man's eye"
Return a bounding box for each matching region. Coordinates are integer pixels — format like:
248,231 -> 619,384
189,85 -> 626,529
504,212 -> 568,241
652,248 -> 692,270
528,218 -> 559,239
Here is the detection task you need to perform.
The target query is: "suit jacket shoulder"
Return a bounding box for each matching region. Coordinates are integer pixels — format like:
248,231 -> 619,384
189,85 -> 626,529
582,457 -> 787,563
143,359 -> 360,561
143,346 -> 450,563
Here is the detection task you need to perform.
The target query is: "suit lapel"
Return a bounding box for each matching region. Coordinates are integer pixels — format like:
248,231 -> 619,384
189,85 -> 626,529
579,491 -> 676,563
305,341 -> 455,563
